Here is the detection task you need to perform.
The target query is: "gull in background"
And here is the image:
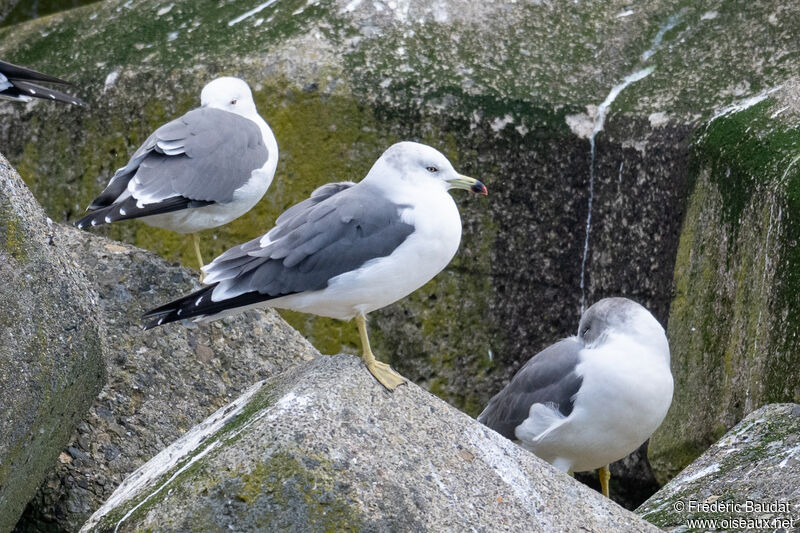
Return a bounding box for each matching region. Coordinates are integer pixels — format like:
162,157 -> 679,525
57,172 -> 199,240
0,59 -> 85,106
143,142 -> 488,390
76,77 -> 278,276
478,297 -> 673,498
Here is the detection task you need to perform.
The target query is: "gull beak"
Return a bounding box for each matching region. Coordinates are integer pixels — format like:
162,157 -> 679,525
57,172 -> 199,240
447,174 -> 488,195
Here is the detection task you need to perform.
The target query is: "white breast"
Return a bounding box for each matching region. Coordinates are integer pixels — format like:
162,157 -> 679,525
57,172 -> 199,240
528,334 -> 673,473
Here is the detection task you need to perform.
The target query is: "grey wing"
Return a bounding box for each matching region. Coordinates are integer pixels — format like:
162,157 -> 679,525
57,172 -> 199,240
478,338 -> 584,440
203,182 -> 415,300
87,107 -> 268,210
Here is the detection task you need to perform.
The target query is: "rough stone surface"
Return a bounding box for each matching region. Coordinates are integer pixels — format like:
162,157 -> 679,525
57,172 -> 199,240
2,0 -> 800,508
648,82 -> 800,483
0,0 -> 20,23
0,1 -> 97,27
10,226 -> 316,532
81,354 -> 660,533
638,404 -> 800,531
0,154 -> 104,532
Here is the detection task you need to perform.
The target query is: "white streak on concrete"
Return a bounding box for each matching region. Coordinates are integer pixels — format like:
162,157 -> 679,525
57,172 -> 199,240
709,86 -> 782,123
80,381 -> 267,531
779,444 -> 800,468
580,66 -> 654,313
680,463 -> 720,484
770,105 -> 789,118
467,427 -> 552,529
341,0 -> 364,12
113,441 -> 220,532
641,13 -> 682,62
228,0 -> 280,26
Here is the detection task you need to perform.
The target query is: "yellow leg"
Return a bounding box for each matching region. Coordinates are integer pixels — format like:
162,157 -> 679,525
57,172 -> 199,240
355,313 -> 406,391
191,233 -> 205,282
598,465 -> 611,498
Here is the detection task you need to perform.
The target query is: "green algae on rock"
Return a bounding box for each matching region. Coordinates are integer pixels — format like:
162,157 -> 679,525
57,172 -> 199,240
3,0 -> 800,512
81,354 -> 661,533
648,86 -> 800,484
0,154 -> 105,532
638,404 -> 800,531
14,226 -> 316,533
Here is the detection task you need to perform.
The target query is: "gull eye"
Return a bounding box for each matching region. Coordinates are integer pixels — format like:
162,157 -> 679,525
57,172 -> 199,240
426,166 -> 438,173
230,99 -> 238,105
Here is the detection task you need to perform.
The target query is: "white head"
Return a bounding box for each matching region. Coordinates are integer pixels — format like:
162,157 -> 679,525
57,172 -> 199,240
363,141 -> 487,195
200,77 -> 258,117
578,297 -> 670,362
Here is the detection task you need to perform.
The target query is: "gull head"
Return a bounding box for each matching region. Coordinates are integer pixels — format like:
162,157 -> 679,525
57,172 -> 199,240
201,77 -> 257,117
367,141 -> 487,195
578,297 -> 667,353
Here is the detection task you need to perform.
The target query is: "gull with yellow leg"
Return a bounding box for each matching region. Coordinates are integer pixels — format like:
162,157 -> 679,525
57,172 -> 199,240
142,141 -> 487,390
478,297 -> 673,498
76,77 -> 278,278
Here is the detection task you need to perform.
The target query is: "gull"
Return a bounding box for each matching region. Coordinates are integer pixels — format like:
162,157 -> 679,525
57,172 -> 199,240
478,297 -> 673,498
0,59 -> 85,106
76,77 -> 278,274
142,141 -> 487,390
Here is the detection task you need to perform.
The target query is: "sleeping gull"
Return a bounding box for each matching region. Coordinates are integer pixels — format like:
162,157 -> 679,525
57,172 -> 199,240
0,59 -> 85,106
478,297 -> 673,497
142,141 -> 487,390
76,77 -> 278,275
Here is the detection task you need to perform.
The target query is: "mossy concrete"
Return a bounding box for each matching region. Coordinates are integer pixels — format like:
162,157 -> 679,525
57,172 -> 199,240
0,155 -> 105,532
13,225 -> 316,532
82,354 -> 660,533
648,85 -> 800,484
638,404 -> 800,531
1,0 -> 800,511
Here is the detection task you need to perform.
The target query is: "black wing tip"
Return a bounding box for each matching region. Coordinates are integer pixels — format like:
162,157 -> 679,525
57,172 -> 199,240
141,314 -> 173,330
74,210 -> 108,230
141,306 -> 182,330
8,79 -> 87,107
141,285 -> 219,329
0,59 -> 71,84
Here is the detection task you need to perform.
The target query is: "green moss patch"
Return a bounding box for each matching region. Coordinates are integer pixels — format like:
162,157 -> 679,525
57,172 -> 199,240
650,96 -> 800,482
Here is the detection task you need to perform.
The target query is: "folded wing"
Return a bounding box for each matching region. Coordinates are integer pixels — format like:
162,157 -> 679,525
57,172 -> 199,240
77,107 -> 268,228
478,338 -> 584,441
143,182 -> 415,328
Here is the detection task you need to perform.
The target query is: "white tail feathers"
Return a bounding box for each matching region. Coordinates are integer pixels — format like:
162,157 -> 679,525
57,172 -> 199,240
514,402 -> 567,444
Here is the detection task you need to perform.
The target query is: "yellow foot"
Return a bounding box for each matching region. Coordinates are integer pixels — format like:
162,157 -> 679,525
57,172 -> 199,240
366,360 -> 407,391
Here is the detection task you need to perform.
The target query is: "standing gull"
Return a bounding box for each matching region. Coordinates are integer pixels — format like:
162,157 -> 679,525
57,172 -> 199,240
143,142 -> 487,390
76,77 -> 278,274
478,297 -> 673,498
0,59 -> 85,106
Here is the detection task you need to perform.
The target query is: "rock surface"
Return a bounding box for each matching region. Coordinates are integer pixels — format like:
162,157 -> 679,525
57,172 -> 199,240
12,226 -> 316,532
647,82 -> 800,483
0,0 -> 19,23
0,154 -> 104,532
81,354 -> 660,533
638,404 -> 800,531
1,0 -> 800,507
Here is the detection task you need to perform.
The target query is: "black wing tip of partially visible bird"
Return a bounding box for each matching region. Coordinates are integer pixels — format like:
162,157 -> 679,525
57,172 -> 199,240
8,80 -> 87,107
0,59 -> 72,85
